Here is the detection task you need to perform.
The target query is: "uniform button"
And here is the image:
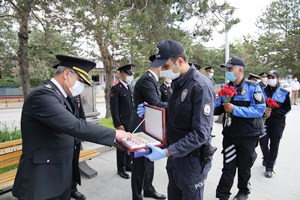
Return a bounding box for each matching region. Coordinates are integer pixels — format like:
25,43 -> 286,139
47,159 -> 50,163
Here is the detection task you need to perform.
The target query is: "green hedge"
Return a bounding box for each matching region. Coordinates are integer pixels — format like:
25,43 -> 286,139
0,77 -> 20,87
0,124 -> 21,143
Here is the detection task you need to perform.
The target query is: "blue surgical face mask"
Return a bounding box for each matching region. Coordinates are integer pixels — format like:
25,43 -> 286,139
225,71 -> 236,82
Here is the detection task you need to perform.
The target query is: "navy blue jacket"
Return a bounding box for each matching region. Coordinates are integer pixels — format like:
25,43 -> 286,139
264,85 -> 291,126
166,67 -> 215,157
214,78 -> 266,138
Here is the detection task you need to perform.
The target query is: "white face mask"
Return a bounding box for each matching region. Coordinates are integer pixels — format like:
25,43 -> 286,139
70,80 -> 85,96
267,78 -> 277,87
165,78 -> 172,85
160,62 -> 180,80
294,78 -> 298,81
67,73 -> 85,96
208,72 -> 214,78
126,76 -> 134,84
261,77 -> 267,84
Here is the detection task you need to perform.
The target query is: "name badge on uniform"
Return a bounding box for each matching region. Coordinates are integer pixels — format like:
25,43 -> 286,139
277,93 -> 282,99
241,88 -> 247,96
181,89 -> 188,102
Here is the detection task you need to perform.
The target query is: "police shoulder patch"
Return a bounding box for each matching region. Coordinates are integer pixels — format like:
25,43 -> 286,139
203,103 -> 211,115
276,93 -> 282,99
254,92 -> 263,101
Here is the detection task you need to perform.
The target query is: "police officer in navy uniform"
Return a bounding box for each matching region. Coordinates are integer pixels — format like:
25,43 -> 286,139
214,56 -> 266,200
110,64 -> 134,179
12,55 -> 131,200
143,40 -> 215,200
159,77 -> 173,102
259,72 -> 268,89
260,70 -> 291,178
129,55 -> 167,200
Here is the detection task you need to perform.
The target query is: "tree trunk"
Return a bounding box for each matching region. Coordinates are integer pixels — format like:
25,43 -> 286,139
96,37 -> 113,118
17,3 -> 32,99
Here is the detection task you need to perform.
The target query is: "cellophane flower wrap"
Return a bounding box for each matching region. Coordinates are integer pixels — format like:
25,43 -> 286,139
217,85 -> 237,127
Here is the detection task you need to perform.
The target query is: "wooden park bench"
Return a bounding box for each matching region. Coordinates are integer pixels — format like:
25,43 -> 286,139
0,139 -> 100,195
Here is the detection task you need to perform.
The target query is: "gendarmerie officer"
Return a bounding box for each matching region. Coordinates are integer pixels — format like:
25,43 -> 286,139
214,56 -> 266,200
144,40 -> 216,200
12,55 -> 131,200
159,77 -> 173,102
110,64 -> 134,179
260,70 -> 291,178
129,55 -> 167,200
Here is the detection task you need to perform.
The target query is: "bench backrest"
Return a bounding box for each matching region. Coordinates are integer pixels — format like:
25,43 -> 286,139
0,139 -> 22,170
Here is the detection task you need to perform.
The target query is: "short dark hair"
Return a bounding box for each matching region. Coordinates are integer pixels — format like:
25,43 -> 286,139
170,53 -> 188,64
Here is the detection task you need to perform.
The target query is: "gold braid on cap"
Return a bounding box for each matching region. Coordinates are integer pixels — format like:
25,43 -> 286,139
73,66 -> 89,76
73,66 -> 92,85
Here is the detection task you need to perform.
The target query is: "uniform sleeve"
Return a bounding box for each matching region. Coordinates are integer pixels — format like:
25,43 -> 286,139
233,84 -> 266,118
142,77 -> 167,108
30,89 -> 116,146
214,96 -> 225,115
109,86 -> 121,128
167,85 -> 215,157
271,92 -> 291,117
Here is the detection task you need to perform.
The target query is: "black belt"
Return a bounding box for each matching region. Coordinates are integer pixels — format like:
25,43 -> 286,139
186,148 -> 201,157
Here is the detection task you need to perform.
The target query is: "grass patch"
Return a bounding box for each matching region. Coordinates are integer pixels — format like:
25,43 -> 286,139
99,117 -> 114,129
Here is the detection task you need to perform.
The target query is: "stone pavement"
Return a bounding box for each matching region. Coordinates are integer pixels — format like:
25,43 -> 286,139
1,105 -> 300,200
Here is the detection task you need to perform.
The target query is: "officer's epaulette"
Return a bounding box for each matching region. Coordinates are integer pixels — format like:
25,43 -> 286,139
280,87 -> 290,93
245,79 -> 258,86
44,83 -> 52,89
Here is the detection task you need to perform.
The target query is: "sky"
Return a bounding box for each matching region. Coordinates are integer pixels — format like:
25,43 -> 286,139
202,0 -> 273,48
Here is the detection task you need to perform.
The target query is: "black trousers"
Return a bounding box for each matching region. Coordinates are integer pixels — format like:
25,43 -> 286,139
216,136 -> 258,199
46,188 -> 71,200
167,156 -> 211,200
117,149 -> 132,172
259,125 -> 285,170
131,157 -> 155,200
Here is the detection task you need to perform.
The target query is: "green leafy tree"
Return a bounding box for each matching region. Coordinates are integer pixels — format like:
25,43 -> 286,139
254,0 -> 300,77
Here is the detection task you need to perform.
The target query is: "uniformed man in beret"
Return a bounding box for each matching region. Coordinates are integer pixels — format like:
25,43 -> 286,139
204,66 -> 215,85
12,55 -> 131,200
110,64 -> 134,179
